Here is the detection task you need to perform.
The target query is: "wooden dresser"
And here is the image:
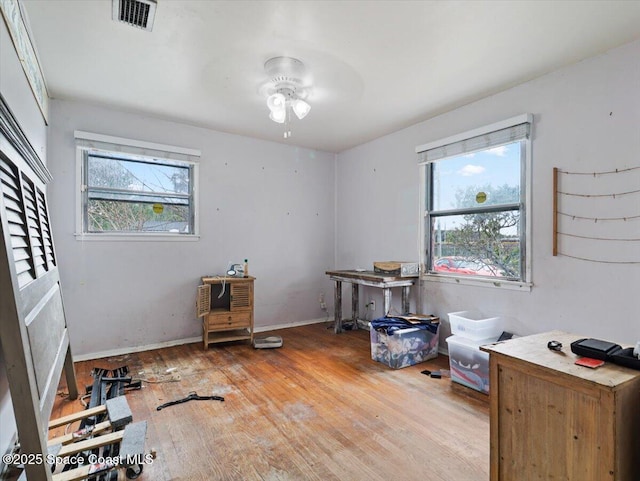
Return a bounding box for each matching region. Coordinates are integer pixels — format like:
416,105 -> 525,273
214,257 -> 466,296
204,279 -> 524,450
196,276 -> 255,348
481,330 -> 640,481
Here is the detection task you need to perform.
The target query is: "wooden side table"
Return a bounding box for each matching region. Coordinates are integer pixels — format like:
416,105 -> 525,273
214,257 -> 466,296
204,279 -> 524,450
196,276 -> 255,348
482,330 -> 640,481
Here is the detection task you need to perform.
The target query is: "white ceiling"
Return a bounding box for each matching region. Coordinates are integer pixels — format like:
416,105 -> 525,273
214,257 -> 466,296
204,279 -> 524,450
20,0 -> 640,153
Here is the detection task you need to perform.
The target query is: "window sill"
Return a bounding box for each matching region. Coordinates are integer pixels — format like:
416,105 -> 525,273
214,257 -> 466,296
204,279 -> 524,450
422,273 -> 532,292
74,233 -> 200,242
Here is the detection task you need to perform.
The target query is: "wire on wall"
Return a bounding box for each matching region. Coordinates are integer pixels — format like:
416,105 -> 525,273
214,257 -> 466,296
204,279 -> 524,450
556,166 -> 640,176
553,166 -> 640,264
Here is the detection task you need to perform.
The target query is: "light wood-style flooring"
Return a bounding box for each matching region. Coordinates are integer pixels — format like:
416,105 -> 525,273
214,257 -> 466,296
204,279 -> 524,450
51,323 -> 489,481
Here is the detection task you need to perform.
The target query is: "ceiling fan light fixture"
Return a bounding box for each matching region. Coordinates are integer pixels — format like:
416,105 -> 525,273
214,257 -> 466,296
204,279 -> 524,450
269,108 -> 286,124
267,93 -> 286,113
292,98 -> 311,120
261,56 -> 312,138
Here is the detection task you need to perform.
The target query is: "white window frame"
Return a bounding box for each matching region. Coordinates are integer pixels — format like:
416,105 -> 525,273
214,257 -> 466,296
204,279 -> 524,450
416,114 -> 533,291
74,131 -> 200,241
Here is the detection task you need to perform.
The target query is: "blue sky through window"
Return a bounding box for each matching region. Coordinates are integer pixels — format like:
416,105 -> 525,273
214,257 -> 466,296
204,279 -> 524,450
433,141 -> 521,214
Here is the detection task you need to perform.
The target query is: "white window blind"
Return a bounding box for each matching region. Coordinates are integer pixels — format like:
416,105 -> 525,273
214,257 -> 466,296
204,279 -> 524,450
74,131 -> 201,164
416,114 -> 532,164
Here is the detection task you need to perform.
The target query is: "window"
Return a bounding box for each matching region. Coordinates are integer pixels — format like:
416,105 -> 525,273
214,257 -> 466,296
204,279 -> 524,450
416,115 -> 532,286
75,131 -> 200,238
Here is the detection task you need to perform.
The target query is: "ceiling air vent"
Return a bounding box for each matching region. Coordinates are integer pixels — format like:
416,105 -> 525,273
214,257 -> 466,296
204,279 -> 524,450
112,0 -> 157,31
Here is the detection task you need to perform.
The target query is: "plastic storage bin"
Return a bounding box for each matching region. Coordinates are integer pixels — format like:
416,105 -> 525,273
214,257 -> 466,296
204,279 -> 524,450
448,310 -> 503,341
370,324 -> 439,369
446,335 -> 492,394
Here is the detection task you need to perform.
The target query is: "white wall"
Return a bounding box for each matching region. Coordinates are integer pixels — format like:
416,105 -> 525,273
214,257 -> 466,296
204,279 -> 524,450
336,40 -> 640,346
0,16 -> 48,462
47,100 -> 337,358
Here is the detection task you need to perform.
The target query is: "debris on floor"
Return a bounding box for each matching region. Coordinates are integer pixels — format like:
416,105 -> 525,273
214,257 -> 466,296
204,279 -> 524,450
421,369 -> 450,379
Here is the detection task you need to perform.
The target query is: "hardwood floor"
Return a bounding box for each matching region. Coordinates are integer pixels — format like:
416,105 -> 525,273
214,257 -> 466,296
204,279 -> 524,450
50,323 -> 489,481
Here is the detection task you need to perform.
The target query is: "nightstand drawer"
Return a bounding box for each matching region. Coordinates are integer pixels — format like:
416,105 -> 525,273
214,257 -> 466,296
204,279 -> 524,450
207,311 -> 251,331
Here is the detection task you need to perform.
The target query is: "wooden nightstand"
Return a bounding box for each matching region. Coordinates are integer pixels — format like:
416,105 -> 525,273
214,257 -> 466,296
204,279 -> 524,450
196,276 -> 255,348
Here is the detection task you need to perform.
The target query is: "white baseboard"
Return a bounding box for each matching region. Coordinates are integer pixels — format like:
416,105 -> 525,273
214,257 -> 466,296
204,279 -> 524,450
73,318 -> 331,362
74,336 -> 202,362
254,317 -> 328,333
73,319 -> 447,363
